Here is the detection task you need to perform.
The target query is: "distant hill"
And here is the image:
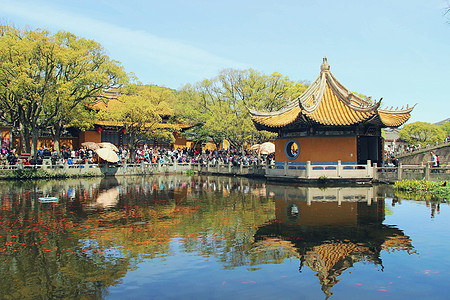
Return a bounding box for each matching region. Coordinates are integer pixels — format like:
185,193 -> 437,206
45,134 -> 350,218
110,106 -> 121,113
435,118 -> 450,126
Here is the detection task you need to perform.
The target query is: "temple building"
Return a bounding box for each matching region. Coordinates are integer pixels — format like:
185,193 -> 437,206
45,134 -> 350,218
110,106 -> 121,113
249,58 -> 415,166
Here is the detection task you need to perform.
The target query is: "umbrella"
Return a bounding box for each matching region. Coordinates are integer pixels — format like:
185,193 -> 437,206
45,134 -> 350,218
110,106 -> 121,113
98,142 -> 119,152
81,141 -> 100,150
259,142 -> 275,155
250,144 -> 260,151
96,147 -> 120,163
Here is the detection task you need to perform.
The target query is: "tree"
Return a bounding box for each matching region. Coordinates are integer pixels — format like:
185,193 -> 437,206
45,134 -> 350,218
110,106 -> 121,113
440,121 -> 450,137
399,121 -> 446,147
179,69 -> 307,151
98,84 -> 179,162
43,31 -> 128,153
0,25 -> 127,157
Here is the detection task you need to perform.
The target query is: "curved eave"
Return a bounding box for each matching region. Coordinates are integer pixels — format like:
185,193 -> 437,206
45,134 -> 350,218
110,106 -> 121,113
250,106 -> 302,129
375,104 -> 416,128
378,111 -> 412,128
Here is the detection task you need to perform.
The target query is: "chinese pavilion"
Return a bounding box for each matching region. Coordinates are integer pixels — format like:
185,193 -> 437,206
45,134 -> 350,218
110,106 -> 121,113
249,58 -> 415,166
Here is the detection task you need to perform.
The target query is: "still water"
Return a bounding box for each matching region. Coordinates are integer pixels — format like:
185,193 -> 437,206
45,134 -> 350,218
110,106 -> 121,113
0,175 -> 448,299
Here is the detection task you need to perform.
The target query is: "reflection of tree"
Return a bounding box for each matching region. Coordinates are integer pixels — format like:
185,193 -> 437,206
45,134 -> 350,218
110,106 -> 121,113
174,179 -> 275,269
0,191 -> 134,298
0,175 -> 255,298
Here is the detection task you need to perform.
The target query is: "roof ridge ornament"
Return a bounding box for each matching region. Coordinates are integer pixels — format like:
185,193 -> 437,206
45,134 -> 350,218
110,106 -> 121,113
320,57 -> 330,72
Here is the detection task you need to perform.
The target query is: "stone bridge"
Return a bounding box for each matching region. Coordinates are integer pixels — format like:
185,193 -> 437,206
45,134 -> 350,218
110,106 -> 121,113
396,142 -> 450,166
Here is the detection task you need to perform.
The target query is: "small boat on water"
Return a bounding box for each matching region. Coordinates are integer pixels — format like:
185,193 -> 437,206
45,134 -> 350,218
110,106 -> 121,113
38,197 -> 58,203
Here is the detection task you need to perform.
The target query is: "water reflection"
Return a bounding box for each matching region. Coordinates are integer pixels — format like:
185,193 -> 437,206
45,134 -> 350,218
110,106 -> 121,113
254,184 -> 415,298
0,176 -> 419,299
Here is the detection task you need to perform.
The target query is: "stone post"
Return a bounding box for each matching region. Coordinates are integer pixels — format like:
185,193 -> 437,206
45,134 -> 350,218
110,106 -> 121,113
306,161 -> 311,178
337,160 -> 341,177
397,163 -> 403,181
372,163 -> 378,181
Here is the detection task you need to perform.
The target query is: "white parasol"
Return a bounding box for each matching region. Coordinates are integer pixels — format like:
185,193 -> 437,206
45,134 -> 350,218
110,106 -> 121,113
258,142 -> 275,155
98,142 -> 119,152
250,144 -> 260,151
96,147 -> 120,163
81,141 -> 100,150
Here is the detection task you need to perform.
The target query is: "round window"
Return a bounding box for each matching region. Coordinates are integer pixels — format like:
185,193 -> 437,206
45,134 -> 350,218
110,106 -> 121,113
285,139 -> 300,160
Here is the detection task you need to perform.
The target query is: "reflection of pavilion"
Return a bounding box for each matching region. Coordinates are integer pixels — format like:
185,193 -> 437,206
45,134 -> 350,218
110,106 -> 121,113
254,184 -> 414,299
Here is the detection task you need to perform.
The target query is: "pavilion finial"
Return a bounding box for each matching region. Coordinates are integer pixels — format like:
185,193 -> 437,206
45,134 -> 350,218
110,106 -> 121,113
320,57 -> 330,72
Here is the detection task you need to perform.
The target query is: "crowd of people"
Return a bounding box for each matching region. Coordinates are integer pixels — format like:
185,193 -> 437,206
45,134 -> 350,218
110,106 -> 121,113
385,135 -> 450,159
0,139 -> 446,169
125,146 -> 274,167
0,145 -> 275,167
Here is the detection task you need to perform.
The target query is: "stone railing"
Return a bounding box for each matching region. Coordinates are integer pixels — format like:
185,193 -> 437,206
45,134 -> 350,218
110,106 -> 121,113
266,161 -> 373,180
1,159 -> 448,183
375,163 -> 450,183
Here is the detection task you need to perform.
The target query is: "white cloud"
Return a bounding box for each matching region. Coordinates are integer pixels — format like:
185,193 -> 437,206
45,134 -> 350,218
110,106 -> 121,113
0,1 -> 248,83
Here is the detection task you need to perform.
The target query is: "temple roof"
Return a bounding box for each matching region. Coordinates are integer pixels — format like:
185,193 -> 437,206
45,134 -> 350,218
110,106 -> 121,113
249,58 -> 415,130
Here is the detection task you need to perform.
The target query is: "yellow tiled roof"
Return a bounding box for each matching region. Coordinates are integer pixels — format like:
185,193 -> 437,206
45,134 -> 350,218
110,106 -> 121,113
249,58 -> 415,129
251,106 -> 301,128
95,120 -> 195,129
304,80 -> 376,126
378,110 -> 412,127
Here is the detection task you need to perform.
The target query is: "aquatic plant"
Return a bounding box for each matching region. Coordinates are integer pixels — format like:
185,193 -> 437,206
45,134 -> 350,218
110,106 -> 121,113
395,179 -> 449,200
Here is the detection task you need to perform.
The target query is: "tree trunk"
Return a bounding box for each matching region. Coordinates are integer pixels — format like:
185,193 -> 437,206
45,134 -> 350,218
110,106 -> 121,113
18,123 -> 31,154
213,142 -> 221,151
128,133 -> 136,163
52,123 -> 62,154
30,127 -> 39,159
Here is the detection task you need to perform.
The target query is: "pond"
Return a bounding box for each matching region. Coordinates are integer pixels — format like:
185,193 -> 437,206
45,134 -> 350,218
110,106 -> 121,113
0,175 -> 448,299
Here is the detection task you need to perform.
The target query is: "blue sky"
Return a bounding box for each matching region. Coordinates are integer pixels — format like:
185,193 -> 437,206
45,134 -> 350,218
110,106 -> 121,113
1,0 -> 449,124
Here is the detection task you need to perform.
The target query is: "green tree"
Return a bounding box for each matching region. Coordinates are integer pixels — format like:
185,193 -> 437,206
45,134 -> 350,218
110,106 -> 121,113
0,25 -> 127,157
179,69 -> 307,150
440,121 -> 450,137
99,84 -> 179,162
399,121 -> 446,147
43,31 -> 128,153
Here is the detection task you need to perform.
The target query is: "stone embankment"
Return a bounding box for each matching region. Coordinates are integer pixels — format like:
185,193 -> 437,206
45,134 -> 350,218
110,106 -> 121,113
0,160 -> 448,183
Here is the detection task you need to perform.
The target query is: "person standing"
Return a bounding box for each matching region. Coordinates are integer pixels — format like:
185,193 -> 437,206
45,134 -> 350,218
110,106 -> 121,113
430,151 -> 438,173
